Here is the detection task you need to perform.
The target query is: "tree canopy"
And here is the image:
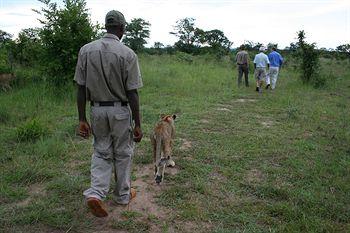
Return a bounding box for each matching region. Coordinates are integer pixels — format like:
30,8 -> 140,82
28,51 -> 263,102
123,18 -> 151,52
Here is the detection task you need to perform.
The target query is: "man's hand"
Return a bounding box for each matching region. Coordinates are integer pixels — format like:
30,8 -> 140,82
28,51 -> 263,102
79,120 -> 91,139
133,126 -> 143,142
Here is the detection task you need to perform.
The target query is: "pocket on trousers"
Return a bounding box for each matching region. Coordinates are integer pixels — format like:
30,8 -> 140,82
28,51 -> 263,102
114,113 -> 129,121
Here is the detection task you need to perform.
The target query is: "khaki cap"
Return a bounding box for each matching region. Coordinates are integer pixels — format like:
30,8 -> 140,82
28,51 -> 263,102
105,10 -> 126,27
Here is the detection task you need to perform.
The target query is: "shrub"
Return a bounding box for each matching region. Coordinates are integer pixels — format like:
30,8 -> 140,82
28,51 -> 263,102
16,118 -> 47,142
286,104 -> 298,120
311,74 -> 327,89
0,107 -> 10,123
293,30 -> 328,88
175,51 -> 193,63
34,0 -> 99,87
296,31 -> 320,84
0,65 -> 12,74
13,68 -> 42,86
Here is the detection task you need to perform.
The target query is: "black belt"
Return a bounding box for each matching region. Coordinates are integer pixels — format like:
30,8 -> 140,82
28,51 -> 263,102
90,101 -> 128,107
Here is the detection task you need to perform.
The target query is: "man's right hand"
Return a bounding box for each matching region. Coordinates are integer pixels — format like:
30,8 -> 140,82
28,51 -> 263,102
78,120 -> 91,138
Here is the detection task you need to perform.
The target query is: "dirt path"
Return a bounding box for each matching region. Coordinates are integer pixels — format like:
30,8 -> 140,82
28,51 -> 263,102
90,162 -> 180,232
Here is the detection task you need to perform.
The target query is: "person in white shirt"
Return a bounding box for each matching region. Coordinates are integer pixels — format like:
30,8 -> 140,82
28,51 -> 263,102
253,46 -> 270,93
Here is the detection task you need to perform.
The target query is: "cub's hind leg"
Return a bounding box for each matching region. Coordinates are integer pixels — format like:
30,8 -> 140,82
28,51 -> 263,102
164,139 -> 175,167
150,134 -> 157,175
153,135 -> 165,184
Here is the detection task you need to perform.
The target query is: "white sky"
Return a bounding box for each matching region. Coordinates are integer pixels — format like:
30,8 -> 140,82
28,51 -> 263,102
0,0 -> 349,49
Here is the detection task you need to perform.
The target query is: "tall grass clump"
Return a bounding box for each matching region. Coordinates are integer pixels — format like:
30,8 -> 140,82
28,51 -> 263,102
0,107 -> 10,123
16,118 -> 47,142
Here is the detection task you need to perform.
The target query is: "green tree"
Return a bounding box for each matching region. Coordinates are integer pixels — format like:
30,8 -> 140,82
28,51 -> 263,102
14,28 -> 43,66
240,40 -> 263,51
123,18 -> 151,53
202,29 -> 232,55
34,0 -> 99,86
336,44 -> 350,59
170,18 -> 202,54
0,30 -> 14,73
295,30 -> 320,86
0,30 -> 12,44
153,42 -> 164,49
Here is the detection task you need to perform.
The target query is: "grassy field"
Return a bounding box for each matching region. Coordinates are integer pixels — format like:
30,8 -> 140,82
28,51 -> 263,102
0,54 -> 349,232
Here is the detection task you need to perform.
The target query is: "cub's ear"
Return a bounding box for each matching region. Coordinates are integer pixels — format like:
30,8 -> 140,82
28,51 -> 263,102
172,114 -> 177,120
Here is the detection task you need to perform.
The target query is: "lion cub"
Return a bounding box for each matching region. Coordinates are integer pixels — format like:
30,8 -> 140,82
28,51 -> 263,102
150,114 -> 176,184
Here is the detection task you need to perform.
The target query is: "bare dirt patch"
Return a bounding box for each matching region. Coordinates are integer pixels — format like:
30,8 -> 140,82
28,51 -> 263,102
179,138 -> 192,151
245,169 -> 265,183
90,164 -> 180,232
173,220 -> 212,232
200,119 -> 210,124
216,107 -> 231,112
209,170 -> 227,182
261,119 -> 274,128
233,98 -> 257,103
16,183 -> 46,207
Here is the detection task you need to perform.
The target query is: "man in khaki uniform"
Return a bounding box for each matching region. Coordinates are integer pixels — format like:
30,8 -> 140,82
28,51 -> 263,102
74,10 -> 143,217
235,45 -> 250,87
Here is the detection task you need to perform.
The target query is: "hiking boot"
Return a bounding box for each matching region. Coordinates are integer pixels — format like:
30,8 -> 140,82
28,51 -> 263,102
87,197 -> 108,217
116,188 -> 137,205
266,84 -> 270,89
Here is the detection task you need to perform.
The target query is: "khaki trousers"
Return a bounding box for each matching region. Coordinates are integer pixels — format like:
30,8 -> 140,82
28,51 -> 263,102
237,64 -> 249,87
267,67 -> 279,89
83,103 -> 134,204
254,67 -> 267,81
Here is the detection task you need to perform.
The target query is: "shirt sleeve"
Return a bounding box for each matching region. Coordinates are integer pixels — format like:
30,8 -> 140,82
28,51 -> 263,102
266,54 -> 270,64
74,48 -> 86,86
126,53 -> 143,91
279,54 -> 284,65
253,55 -> 257,64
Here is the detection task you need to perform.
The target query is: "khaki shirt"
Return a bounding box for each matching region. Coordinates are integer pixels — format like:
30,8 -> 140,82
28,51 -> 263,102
74,33 -> 143,102
235,50 -> 249,65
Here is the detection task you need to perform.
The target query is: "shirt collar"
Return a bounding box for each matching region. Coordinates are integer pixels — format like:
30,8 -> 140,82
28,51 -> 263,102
103,33 -> 120,41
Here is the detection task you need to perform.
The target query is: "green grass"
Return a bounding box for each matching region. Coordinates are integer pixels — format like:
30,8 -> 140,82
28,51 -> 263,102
0,54 -> 349,232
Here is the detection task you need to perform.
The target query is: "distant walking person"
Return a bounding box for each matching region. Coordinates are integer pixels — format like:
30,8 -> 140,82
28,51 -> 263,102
235,45 -> 250,87
253,46 -> 270,93
266,47 -> 283,89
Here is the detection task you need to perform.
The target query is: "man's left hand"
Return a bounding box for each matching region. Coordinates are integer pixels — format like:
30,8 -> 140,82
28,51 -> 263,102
133,126 -> 143,142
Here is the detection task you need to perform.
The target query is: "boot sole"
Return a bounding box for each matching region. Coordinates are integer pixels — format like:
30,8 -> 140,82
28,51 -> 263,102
87,198 -> 108,217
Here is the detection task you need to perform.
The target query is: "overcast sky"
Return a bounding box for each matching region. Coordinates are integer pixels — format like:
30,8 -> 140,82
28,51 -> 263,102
0,0 -> 349,49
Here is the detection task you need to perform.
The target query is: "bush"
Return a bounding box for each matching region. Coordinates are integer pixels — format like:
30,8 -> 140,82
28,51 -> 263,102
311,74 -> 327,89
12,68 -> 42,88
286,104 -> 298,120
175,51 -> 193,63
16,118 -> 47,142
0,65 -> 12,74
35,0 -> 99,87
0,107 -> 10,123
293,30 -> 325,88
